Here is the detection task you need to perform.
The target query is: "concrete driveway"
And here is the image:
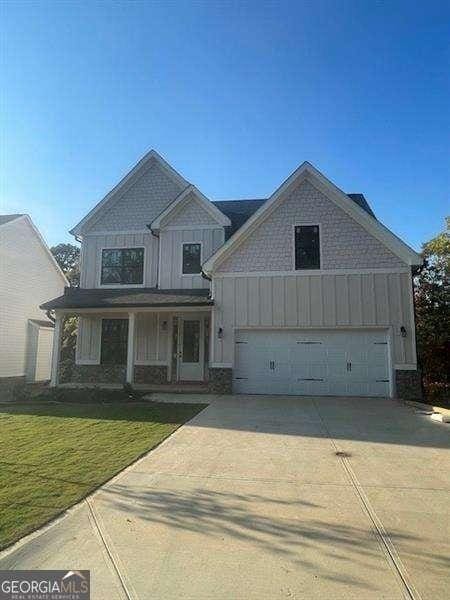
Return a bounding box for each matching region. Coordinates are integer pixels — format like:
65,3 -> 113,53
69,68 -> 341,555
1,396 -> 449,600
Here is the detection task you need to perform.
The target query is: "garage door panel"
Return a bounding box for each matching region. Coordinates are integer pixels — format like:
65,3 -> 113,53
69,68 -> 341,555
368,343 -> 389,362
234,329 -> 390,397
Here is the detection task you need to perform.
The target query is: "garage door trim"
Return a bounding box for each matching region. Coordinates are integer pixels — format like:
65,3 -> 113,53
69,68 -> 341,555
233,327 -> 394,397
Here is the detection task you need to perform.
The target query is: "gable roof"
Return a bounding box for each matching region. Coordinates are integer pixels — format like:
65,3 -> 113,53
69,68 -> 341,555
213,193 -> 376,239
0,214 -> 24,226
70,150 -> 189,237
1,214 -> 69,285
203,161 -> 422,274
151,185 -> 231,230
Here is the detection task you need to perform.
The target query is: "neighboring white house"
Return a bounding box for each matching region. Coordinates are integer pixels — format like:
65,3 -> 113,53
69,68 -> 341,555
0,214 -> 68,384
42,150 -> 423,399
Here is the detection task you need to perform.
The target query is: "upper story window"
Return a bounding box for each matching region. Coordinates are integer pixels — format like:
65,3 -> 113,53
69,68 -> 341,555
182,243 -> 201,275
294,225 -> 320,270
101,248 -> 144,285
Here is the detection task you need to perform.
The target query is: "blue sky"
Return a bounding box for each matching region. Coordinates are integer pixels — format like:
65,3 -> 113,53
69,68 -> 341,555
1,0 -> 449,249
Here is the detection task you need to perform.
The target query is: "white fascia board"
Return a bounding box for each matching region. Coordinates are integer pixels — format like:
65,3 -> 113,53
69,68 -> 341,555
303,165 -> 422,266
70,149 -> 190,238
203,161 -> 422,274
151,185 -> 230,231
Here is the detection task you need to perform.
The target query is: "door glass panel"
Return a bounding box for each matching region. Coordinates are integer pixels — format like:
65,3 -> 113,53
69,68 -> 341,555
183,320 -> 200,363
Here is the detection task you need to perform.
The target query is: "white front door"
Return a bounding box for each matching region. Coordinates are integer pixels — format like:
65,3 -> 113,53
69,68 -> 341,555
178,317 -> 204,381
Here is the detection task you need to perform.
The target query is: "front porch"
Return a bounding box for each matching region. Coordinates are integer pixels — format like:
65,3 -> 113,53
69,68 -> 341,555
55,310 -> 214,386
43,287 -> 232,394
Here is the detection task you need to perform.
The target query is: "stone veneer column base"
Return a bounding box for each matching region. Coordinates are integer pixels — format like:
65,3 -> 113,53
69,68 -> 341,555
395,369 -> 423,400
69,364 -> 126,384
134,365 -> 168,385
208,368 -> 233,394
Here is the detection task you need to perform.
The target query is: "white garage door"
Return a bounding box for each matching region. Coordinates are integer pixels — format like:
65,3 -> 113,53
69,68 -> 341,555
234,330 -> 391,397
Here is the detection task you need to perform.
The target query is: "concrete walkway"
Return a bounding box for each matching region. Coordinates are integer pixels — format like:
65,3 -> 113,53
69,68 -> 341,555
1,396 -> 449,599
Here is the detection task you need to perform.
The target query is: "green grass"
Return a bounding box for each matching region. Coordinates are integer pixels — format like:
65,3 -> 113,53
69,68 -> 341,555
0,397 -> 206,550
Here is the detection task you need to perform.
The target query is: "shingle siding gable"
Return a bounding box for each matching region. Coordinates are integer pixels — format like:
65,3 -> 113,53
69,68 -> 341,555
217,179 -> 405,272
87,163 -> 185,233
164,194 -> 221,227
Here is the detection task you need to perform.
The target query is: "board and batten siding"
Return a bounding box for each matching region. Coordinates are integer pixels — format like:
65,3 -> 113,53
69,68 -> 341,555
211,272 -> 416,368
76,315 -> 103,363
135,313 -> 169,363
76,313 -> 169,365
80,232 -> 158,288
159,228 -> 224,289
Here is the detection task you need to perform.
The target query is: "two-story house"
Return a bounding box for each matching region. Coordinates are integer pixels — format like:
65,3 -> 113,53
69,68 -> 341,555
1,214 -> 68,387
42,150 -> 423,399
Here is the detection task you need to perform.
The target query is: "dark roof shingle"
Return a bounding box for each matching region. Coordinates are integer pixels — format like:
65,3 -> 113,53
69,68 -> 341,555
213,193 -> 375,238
41,287 -> 213,311
212,199 -> 266,238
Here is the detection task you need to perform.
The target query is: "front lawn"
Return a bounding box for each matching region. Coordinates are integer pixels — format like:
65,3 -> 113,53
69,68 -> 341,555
0,394 -> 205,550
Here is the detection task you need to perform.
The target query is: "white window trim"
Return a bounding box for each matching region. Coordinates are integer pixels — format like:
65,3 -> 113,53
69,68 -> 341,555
292,223 -> 322,272
181,241 -> 203,277
98,246 -> 147,288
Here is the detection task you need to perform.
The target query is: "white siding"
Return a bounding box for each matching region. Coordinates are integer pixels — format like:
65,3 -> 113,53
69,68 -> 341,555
24,323 -> 39,381
211,272 -> 415,369
77,313 -> 169,365
217,179 -> 406,272
0,218 -> 66,378
76,315 -> 103,363
135,313 -> 169,364
80,228 -> 224,291
35,327 -> 53,381
159,228 -> 224,289
163,194 -> 220,227
80,232 -> 158,288
86,161 -> 184,233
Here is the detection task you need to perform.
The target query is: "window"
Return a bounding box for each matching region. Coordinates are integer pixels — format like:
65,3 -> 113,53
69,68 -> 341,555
101,319 -> 128,365
182,320 -> 200,362
101,248 -> 144,285
294,225 -> 320,269
182,243 -> 201,274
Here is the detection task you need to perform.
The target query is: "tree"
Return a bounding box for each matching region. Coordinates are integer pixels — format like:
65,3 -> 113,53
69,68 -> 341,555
415,230 -> 450,403
50,243 -> 80,287
50,243 -> 81,369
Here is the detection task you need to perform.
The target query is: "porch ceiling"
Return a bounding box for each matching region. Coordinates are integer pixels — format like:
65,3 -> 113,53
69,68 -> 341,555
40,287 -> 213,311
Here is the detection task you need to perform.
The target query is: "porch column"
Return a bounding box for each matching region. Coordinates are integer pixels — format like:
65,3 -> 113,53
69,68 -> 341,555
126,312 -> 136,384
50,313 -> 63,387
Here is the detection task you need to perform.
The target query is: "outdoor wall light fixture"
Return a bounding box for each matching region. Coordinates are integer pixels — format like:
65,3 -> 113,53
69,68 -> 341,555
400,326 -> 407,338
161,320 -> 168,332
217,327 -> 223,339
